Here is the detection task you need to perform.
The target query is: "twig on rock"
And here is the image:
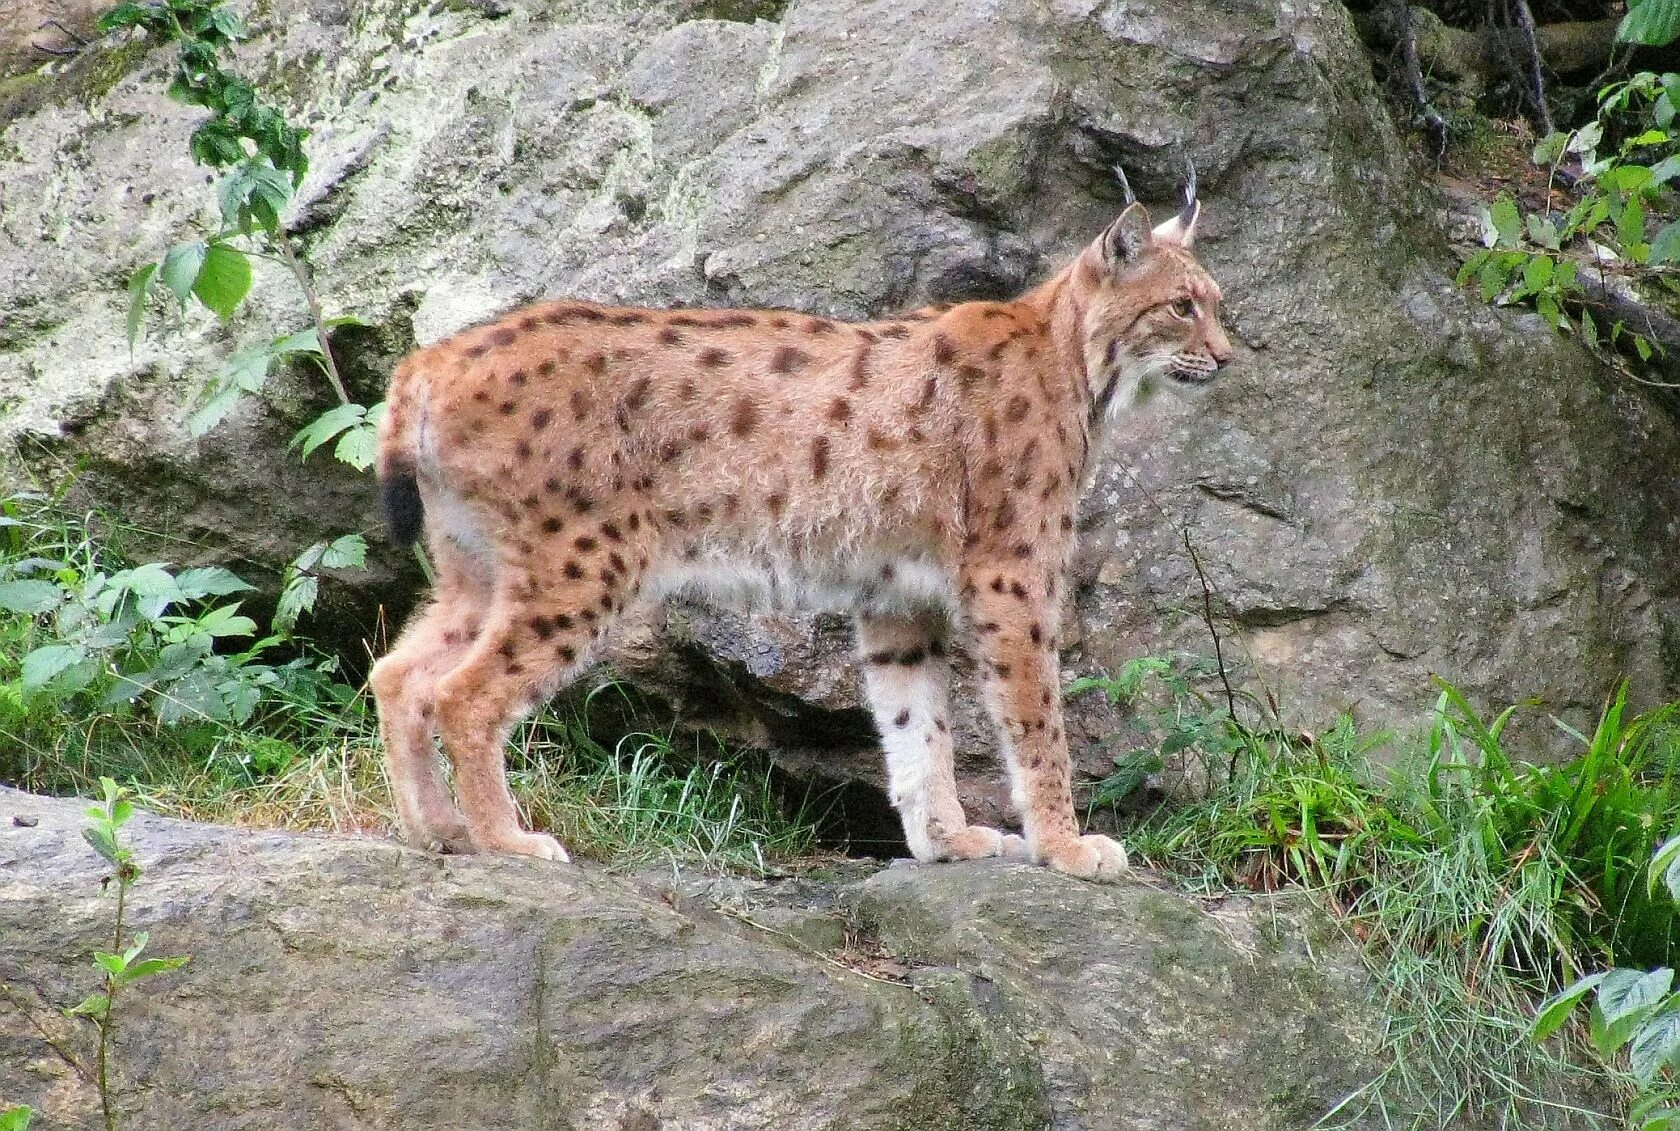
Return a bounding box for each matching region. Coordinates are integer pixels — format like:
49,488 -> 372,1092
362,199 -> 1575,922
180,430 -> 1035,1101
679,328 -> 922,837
39,18 -> 90,46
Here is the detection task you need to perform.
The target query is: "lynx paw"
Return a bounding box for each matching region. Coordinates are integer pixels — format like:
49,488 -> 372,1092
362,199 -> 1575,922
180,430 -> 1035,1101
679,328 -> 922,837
401,816 -> 475,855
476,829 -> 572,862
1038,833 -> 1129,882
940,825 -> 1029,861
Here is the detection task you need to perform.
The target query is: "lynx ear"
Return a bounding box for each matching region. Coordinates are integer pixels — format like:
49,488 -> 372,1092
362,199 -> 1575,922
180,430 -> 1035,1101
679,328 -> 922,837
1151,161 -> 1201,248
1101,202 -> 1153,269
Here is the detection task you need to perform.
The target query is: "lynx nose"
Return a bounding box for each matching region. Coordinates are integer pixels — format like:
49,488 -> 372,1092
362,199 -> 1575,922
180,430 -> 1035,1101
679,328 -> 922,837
1206,322 -> 1234,366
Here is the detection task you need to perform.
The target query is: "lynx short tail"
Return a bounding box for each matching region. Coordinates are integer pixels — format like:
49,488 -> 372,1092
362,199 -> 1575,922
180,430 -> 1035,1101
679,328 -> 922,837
378,358 -> 426,549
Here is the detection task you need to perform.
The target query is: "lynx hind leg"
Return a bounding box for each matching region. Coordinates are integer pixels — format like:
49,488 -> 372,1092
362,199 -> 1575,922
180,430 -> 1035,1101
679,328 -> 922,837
429,591 -> 598,862
369,546 -> 488,854
962,567 -> 1127,882
856,612 -> 1028,864
432,528 -> 651,860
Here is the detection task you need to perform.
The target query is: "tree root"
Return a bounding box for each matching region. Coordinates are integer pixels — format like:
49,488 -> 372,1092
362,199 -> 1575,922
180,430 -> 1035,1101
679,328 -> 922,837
1389,0 -> 1450,157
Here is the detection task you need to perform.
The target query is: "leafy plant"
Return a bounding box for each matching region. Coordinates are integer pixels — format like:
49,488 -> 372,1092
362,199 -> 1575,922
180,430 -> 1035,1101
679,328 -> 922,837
0,492 -> 343,726
98,0 -> 383,629
1532,836 -> 1680,1130
70,778 -> 190,1131
1068,654 -> 1249,807
1459,64 -> 1680,361
274,534 -> 368,634
0,487 -> 354,732
0,1106 -> 32,1130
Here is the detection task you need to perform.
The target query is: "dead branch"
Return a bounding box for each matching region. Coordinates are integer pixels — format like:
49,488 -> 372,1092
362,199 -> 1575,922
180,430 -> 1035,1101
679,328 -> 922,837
1354,8 -> 1621,86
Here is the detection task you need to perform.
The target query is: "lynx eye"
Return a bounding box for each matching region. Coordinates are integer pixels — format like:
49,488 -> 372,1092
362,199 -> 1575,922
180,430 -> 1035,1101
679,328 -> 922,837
1169,298 -> 1195,320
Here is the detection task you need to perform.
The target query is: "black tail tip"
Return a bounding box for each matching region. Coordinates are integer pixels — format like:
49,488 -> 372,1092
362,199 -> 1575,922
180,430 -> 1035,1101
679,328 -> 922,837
381,469 -> 424,548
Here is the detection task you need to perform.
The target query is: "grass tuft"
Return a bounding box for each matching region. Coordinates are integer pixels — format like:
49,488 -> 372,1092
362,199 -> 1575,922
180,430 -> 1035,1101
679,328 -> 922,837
1077,658 -> 1680,1128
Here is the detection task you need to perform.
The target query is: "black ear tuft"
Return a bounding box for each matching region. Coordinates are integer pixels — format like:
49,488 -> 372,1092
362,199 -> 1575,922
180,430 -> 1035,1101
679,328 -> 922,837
1102,202 -> 1152,268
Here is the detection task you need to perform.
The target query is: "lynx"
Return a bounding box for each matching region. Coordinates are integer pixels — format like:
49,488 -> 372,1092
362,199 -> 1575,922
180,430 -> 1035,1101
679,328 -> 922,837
370,176 -> 1231,880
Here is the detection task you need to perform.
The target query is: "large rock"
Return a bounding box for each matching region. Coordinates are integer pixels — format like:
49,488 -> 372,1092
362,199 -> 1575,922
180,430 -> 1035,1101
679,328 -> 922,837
0,786 -> 1389,1128
2,0 -> 1677,823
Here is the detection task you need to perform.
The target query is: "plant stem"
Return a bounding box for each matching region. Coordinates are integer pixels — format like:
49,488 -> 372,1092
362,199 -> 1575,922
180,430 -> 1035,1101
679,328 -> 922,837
98,877 -> 128,1131
276,237 -> 350,406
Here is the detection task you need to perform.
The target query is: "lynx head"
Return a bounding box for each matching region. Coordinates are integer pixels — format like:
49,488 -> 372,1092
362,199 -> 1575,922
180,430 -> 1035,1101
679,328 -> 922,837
1070,165 -> 1232,426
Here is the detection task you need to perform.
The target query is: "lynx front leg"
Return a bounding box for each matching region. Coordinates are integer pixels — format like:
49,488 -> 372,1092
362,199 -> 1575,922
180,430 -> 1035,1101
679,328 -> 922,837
962,568 -> 1127,881
856,612 -> 1028,863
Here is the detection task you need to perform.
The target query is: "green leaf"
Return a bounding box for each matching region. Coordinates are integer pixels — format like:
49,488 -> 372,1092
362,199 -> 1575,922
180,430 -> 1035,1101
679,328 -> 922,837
1456,250 -> 1489,287
320,533 -> 368,570
1652,220 -> 1680,265
272,573 -> 317,633
189,348 -> 274,437
1652,155 -> 1680,185
1532,131 -> 1570,166
1523,254 -> 1554,294
1581,306 -> 1599,346
1490,198 -> 1523,249
333,422 -> 378,470
194,603 -> 257,639
291,403 -> 367,462
209,8 -> 247,41
1631,1007 -> 1680,1083
81,824 -> 119,866
1620,0 -> 1680,46
92,950 -> 127,977
1532,971 -> 1608,1039
118,954 -> 191,985
1603,967 -> 1674,1026
1536,291 -> 1563,330
1650,835 -> 1680,906
155,666 -> 228,724
217,160 -> 292,235
1526,214 -> 1560,250
1620,195 -> 1649,257
1479,257 -> 1511,303
126,261 -> 158,348
0,578 -> 65,614
1592,996 -> 1647,1059
21,643 -> 88,690
66,992 -> 110,1019
95,3 -> 152,32
270,327 -> 322,357
0,1103 -> 34,1131
173,567 -> 254,600
159,241 -> 208,304
1641,1107 -> 1680,1131
192,243 -> 252,322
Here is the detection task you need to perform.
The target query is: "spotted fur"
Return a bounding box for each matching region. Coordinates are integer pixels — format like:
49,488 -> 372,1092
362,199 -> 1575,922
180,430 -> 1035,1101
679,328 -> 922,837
369,200 -> 1232,878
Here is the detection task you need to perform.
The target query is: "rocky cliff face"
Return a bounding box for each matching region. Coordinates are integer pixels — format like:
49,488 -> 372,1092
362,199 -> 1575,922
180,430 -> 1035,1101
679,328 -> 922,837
2,0 -> 1677,823
0,786 -> 1385,1129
